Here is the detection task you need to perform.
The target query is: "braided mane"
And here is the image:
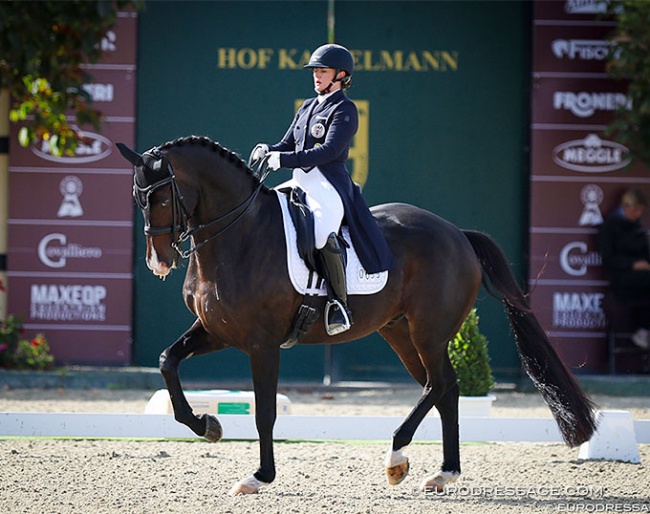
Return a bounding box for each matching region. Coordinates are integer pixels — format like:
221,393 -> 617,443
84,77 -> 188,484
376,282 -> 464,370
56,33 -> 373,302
158,135 -> 254,175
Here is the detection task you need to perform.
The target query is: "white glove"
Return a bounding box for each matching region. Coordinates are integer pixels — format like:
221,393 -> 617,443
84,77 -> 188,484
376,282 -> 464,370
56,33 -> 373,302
250,143 -> 269,163
267,151 -> 281,170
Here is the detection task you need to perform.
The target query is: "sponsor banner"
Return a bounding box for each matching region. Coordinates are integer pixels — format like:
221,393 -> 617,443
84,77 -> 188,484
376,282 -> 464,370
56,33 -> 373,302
528,1 -> 636,373
529,232 -> 605,281
76,68 -> 136,118
528,283 -> 607,371
24,326 -> 130,364
7,226 -> 132,273
7,276 -> 132,327
532,76 -> 630,126
7,14 -> 137,365
8,121 -> 135,169
529,181 -> 638,228
534,0 -> 614,22
8,172 -> 133,222
533,24 -> 612,74
528,283 -> 607,332
91,12 -> 137,67
529,129 -> 650,176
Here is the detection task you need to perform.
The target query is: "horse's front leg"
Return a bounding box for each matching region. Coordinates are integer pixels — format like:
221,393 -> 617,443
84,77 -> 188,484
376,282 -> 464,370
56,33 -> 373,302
230,343 -> 280,495
159,320 -> 226,440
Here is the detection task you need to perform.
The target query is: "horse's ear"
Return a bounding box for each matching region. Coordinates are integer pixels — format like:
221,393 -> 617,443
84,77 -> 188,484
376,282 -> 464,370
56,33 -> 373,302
116,143 -> 144,167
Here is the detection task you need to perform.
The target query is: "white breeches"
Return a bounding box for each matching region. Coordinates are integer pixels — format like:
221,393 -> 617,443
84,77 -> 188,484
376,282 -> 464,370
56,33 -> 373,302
278,168 -> 344,249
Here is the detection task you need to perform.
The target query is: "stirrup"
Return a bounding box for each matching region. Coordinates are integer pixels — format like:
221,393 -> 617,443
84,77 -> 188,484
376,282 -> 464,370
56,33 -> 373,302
325,299 -> 352,336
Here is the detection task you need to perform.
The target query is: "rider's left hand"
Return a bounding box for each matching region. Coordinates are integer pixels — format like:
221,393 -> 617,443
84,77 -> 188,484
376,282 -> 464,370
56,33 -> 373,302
250,143 -> 269,162
267,152 -> 281,170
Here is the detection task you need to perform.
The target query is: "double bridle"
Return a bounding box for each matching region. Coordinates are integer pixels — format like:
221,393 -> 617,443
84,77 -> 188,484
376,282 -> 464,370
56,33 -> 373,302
134,148 -> 270,259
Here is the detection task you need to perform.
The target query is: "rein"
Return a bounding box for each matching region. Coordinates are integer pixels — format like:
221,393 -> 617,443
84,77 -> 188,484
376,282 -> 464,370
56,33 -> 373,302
135,149 -> 272,259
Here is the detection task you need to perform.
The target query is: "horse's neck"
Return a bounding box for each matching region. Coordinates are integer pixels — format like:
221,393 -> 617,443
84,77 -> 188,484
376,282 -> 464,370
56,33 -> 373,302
186,188 -> 284,300
192,183 -> 279,256
204,159 -> 257,210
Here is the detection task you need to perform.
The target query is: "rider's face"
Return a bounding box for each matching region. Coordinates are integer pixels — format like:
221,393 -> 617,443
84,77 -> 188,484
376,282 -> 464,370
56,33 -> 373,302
313,67 -> 341,93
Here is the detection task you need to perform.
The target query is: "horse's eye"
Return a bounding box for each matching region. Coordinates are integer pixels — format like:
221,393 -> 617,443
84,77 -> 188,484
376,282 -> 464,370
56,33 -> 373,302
152,194 -> 171,208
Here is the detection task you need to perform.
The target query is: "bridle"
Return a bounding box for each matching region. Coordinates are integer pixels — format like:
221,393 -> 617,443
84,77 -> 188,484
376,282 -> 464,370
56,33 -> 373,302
134,148 -> 271,259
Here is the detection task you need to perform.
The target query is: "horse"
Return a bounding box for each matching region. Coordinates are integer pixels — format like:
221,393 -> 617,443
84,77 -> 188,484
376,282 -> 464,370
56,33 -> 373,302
116,136 -> 596,496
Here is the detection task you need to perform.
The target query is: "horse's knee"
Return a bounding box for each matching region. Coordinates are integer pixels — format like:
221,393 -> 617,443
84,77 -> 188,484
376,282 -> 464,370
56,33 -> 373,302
159,349 -> 175,377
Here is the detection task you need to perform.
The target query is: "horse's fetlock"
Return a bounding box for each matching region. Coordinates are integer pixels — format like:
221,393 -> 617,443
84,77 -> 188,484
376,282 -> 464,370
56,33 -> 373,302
255,469 -> 275,484
392,435 -> 412,451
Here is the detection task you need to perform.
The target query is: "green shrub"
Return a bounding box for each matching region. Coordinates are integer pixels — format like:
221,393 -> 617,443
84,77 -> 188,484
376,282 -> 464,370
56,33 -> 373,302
448,308 -> 494,396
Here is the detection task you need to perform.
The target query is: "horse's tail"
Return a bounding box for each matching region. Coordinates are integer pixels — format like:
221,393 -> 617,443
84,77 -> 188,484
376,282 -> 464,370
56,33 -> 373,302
462,229 -> 597,447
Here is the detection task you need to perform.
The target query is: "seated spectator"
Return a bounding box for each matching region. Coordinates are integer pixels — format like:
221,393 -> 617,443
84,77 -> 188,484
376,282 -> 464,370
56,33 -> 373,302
598,188 -> 650,349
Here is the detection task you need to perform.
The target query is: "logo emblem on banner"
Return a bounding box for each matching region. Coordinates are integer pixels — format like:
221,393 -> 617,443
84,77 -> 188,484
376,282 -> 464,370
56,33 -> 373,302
559,241 -> 602,277
33,131 -> 112,164
578,184 -> 603,226
58,176 -> 84,218
553,134 -> 631,173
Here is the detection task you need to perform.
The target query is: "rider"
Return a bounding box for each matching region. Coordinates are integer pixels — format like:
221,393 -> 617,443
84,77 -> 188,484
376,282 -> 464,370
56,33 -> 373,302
251,43 -> 395,336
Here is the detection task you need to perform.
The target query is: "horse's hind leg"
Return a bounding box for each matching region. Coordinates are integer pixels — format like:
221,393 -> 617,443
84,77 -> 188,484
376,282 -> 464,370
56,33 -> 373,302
379,319 -> 427,485
380,319 -> 461,491
159,319 -> 226,441
419,373 -> 461,492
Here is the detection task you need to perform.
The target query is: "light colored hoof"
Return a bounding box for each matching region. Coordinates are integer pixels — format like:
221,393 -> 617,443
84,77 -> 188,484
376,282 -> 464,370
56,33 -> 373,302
229,475 -> 266,496
418,470 -> 460,493
386,459 -> 410,485
385,447 -> 410,485
201,414 -> 223,443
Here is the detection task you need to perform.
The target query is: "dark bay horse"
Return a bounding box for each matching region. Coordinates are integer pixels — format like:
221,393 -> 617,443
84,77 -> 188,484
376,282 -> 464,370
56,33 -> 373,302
117,136 -> 596,496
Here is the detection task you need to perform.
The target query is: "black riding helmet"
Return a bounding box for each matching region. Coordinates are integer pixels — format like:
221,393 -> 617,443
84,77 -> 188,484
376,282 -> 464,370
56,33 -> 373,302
304,44 -> 353,91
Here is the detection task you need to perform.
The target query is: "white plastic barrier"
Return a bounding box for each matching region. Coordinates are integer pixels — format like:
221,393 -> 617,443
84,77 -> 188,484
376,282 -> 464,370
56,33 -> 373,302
578,410 -> 641,463
0,412 -> 647,447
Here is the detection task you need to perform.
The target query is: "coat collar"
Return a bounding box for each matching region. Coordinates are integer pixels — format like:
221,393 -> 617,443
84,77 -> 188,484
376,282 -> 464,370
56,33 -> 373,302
312,89 -> 345,113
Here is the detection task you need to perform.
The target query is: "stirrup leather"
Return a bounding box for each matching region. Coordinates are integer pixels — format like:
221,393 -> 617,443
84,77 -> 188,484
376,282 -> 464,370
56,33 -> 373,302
325,299 -> 352,336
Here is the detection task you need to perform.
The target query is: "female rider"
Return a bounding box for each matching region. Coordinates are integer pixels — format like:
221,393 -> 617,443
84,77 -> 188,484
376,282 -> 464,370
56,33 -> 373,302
251,43 -> 395,336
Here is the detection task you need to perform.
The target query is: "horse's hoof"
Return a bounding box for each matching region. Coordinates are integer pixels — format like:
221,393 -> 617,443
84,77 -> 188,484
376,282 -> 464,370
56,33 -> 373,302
201,414 -> 223,442
418,471 -> 460,493
386,459 -> 410,485
229,475 -> 266,496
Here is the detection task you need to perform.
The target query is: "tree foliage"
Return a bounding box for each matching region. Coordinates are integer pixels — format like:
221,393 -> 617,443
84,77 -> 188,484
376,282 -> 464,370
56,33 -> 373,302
605,0 -> 650,167
0,0 -> 142,156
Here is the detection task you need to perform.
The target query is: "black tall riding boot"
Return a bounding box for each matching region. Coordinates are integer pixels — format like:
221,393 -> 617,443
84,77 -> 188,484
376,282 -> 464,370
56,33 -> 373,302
318,232 -> 353,336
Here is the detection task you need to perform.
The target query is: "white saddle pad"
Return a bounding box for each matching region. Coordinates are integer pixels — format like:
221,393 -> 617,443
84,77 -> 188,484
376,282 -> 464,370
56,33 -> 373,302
275,190 -> 388,296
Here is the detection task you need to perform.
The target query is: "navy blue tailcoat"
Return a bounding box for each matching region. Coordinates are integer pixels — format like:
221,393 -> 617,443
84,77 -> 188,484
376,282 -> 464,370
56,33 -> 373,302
269,90 -> 396,273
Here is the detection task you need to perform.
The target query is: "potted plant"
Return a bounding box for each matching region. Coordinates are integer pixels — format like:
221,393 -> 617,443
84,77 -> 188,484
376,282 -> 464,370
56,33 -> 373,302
447,308 -> 496,416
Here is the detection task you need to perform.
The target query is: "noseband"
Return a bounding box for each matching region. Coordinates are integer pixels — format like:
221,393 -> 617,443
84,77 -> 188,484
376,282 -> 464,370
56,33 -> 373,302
134,148 -> 270,258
